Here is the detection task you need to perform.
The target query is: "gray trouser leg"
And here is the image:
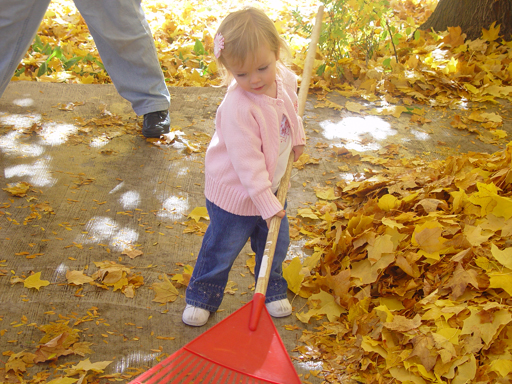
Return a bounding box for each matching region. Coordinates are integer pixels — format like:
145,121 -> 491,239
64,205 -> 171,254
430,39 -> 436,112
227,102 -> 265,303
0,0 -> 51,97
74,0 -> 170,115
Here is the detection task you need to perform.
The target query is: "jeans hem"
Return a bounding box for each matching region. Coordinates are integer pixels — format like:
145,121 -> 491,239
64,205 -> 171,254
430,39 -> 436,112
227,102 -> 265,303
185,299 -> 217,313
265,293 -> 288,304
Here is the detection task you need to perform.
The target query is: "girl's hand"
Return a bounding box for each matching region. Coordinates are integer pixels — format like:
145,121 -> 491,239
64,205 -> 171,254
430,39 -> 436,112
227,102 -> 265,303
266,209 -> 285,228
293,145 -> 305,161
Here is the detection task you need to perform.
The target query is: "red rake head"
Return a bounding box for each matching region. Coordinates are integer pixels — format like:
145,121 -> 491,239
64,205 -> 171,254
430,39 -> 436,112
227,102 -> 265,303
131,302 -> 301,384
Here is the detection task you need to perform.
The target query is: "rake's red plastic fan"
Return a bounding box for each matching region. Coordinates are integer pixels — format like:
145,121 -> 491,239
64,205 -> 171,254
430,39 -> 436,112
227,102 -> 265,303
130,299 -> 301,383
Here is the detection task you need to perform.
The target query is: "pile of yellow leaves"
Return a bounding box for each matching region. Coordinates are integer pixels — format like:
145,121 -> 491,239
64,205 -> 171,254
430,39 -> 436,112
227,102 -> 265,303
290,142 -> 512,383
328,23 -> 512,108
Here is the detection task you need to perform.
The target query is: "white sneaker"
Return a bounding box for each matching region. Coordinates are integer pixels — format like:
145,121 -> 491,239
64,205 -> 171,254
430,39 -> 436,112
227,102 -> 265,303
266,299 -> 292,317
182,305 -> 210,326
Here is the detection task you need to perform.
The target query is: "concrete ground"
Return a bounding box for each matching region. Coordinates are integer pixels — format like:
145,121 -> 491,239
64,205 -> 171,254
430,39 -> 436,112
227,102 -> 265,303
0,81 -> 510,384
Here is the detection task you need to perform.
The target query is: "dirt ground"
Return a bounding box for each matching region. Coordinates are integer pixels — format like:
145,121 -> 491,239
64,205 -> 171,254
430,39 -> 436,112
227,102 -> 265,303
0,81 -> 510,384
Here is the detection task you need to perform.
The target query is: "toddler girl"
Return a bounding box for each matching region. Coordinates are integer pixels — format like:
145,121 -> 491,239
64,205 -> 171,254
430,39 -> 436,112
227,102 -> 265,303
183,7 -> 306,326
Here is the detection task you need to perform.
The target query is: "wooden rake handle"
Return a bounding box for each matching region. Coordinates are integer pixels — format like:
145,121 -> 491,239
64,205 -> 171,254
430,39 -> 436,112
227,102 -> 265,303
249,5 -> 324,332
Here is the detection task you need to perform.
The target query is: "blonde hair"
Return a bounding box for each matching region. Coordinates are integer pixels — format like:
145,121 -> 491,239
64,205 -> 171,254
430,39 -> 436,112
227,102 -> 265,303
215,7 -> 290,85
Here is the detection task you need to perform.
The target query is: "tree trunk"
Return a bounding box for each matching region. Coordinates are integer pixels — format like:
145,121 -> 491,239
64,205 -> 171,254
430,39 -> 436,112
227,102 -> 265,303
419,0 -> 512,41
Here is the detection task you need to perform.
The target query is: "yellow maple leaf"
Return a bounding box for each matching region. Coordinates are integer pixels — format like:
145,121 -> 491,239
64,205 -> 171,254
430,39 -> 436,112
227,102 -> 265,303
373,105 -> 409,118
488,272 -> 512,296
351,254 -> 395,285
71,358 -> 112,372
383,314 -> 422,332
3,182 -> 31,197
187,206 -> 209,222
490,244 -> 512,269
443,56 -> 458,74
381,217 -> 405,229
24,272 -> 50,290
113,276 -> 128,292
367,234 -> 395,264
246,253 -> 256,274
361,338 -> 388,363
296,290 -> 344,323
412,221 -> 447,253
463,225 -> 492,246
283,257 -> 305,294
171,264 -> 193,286
482,21 -> 501,42
326,268 -> 351,306
224,280 -> 238,295
314,187 -> 337,200
450,188 -> 469,212
378,194 -> 399,212
480,112 -> 502,123
442,26 -> 466,47
66,270 -> 94,285
461,307 -> 512,345
152,275 -> 179,303
297,208 -> 319,220
379,297 -> 405,311
489,359 -> 512,377
469,182 -> 512,219
46,378 -> 78,384
121,248 -> 143,259
492,129 -> 507,139
347,297 -> 371,324
345,100 -> 367,113
453,354 -> 477,384
294,153 -> 320,170
347,214 -> 374,236
389,366 -> 427,384
446,263 -> 480,300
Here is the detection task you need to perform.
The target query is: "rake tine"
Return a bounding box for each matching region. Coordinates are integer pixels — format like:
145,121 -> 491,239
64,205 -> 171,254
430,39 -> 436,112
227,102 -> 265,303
164,352 -> 205,383
182,355 -> 211,383
230,371 -> 240,383
199,360 -> 222,383
156,351 -> 197,384
216,367 -> 231,382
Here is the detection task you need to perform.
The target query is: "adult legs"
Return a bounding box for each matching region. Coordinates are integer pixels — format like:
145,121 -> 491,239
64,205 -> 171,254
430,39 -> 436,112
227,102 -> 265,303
0,0 -> 51,97
73,0 -> 170,116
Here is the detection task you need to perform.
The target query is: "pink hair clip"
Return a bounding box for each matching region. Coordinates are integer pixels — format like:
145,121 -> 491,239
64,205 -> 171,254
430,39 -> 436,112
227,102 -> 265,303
214,33 -> 224,58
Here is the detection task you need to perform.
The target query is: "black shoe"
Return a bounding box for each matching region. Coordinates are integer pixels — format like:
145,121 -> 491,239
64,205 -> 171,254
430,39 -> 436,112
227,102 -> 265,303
142,110 -> 170,138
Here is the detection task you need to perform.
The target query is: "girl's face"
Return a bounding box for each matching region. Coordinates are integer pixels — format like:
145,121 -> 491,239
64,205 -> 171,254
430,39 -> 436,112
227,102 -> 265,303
225,44 -> 278,98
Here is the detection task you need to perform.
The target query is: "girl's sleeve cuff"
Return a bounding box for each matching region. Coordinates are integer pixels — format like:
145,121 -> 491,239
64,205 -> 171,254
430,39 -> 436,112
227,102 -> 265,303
252,189 -> 284,220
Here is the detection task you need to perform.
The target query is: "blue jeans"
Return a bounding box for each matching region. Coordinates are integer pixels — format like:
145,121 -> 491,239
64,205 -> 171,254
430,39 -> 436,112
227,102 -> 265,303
186,199 -> 290,312
0,0 -> 170,115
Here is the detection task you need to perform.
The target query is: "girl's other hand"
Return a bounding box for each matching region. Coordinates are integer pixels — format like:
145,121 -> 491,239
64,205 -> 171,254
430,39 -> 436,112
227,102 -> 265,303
266,209 -> 285,228
293,145 -> 305,161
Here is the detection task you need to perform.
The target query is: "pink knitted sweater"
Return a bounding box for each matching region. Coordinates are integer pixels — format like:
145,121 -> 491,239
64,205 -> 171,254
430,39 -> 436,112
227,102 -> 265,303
204,66 -> 306,220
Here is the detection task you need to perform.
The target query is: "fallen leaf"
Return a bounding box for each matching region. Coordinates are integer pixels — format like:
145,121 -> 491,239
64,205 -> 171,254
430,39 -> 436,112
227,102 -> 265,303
3,182 -> 31,197
24,272 -> 50,290
383,314 -> 422,332
152,275 -> 179,303
122,248 -> 143,259
187,206 -> 209,222
66,270 -> 94,285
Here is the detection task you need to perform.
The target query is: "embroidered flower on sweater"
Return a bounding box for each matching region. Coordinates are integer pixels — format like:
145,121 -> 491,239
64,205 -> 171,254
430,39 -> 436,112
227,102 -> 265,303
214,33 -> 224,58
280,115 -> 290,143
